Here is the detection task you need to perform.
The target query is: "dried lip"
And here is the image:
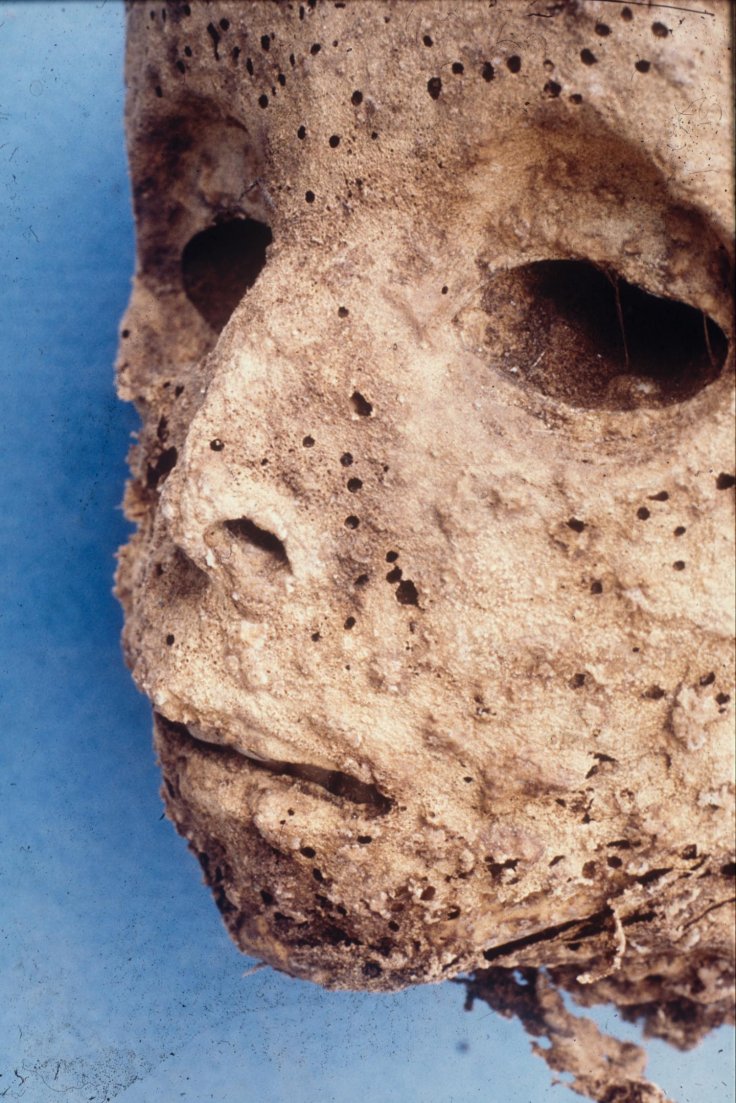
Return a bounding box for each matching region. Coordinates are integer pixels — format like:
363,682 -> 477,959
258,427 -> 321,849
155,712 -> 393,816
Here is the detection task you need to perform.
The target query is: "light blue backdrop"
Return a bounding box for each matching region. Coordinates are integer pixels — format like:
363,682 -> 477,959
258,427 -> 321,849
0,3 -> 732,1101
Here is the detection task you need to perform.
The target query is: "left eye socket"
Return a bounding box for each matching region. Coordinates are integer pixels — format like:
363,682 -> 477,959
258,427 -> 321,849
181,216 -> 273,333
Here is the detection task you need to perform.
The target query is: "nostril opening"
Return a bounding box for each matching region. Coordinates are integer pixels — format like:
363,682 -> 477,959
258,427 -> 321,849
224,516 -> 290,568
182,217 -> 273,332
483,259 -> 729,409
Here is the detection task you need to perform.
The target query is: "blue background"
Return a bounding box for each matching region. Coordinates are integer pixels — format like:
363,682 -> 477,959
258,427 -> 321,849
0,3 -> 732,1101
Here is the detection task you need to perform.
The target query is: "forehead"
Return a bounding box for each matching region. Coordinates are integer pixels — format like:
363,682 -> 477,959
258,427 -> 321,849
129,1 -> 732,236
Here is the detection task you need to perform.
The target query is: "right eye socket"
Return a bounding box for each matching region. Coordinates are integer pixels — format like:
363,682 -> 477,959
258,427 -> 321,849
181,217 -> 273,333
479,258 -> 728,410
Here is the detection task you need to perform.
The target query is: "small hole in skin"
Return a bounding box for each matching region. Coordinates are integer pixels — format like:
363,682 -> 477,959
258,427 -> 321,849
350,391 -> 373,416
451,61 -> 464,75
300,846 -> 316,858
302,435 -> 315,447
635,59 -> 651,73
637,506 -> 650,520
386,551 -> 399,563
716,473 -> 735,490
481,61 -> 494,81
297,125 -> 307,139
338,305 -> 349,318
674,526 -> 686,536
395,579 -> 419,606
427,76 -> 442,100
590,580 -> 603,594
652,22 -> 669,38
423,34 -> 433,47
649,490 -> 669,501
210,438 -> 224,451
580,49 -> 597,65
344,515 -> 360,529
344,616 -> 356,630
595,22 -> 610,36
305,190 -> 316,203
347,477 -> 363,493
351,89 -> 363,105
567,517 -> 586,533
672,560 -> 686,571
506,55 -> 521,73
329,134 -> 340,148
340,452 -> 354,466
165,634 -> 175,646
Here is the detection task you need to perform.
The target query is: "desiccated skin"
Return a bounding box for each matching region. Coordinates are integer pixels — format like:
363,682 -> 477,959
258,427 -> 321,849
115,2 -> 735,1100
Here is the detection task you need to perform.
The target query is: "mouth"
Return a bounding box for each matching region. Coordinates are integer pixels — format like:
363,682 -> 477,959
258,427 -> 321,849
155,713 -> 393,816
152,711 -> 422,990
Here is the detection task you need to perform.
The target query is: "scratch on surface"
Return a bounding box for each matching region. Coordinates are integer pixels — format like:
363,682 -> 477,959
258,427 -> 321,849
595,0 -> 713,14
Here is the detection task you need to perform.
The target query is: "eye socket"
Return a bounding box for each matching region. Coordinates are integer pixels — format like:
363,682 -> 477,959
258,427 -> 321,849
182,217 -> 272,332
482,259 -> 728,410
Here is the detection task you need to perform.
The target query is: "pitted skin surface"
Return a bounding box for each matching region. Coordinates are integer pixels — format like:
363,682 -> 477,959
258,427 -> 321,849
116,0 -> 734,1068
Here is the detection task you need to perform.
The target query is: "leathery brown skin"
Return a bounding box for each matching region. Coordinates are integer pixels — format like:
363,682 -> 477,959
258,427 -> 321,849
115,0 -> 735,1007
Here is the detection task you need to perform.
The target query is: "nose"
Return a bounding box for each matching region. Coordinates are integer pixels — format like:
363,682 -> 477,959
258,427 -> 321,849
158,365 -> 323,620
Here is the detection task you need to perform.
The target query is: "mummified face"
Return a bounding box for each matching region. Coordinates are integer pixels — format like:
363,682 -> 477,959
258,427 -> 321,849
117,1 -> 734,990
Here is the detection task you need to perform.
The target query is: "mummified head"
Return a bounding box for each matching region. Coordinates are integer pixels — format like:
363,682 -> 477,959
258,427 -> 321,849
116,0 -> 734,1016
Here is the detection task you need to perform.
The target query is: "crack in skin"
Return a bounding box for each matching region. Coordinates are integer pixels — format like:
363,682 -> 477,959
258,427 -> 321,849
482,908 -> 612,963
680,896 -> 736,933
